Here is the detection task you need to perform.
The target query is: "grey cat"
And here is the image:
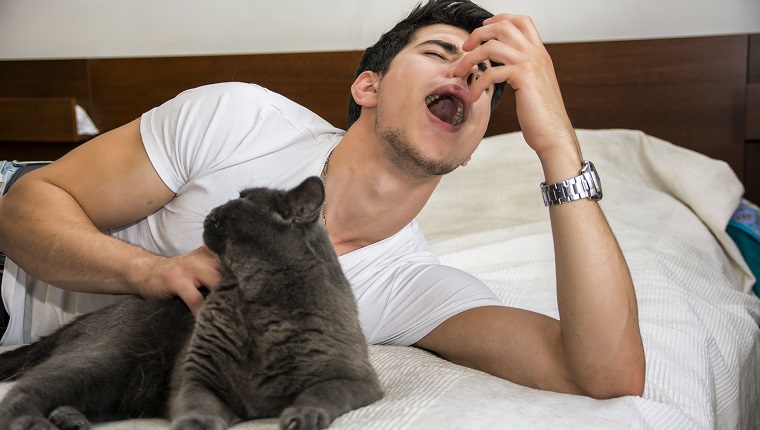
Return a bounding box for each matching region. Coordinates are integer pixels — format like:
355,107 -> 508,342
0,176 -> 383,430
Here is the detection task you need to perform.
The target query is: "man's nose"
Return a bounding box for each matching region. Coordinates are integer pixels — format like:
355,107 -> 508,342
451,58 -> 481,87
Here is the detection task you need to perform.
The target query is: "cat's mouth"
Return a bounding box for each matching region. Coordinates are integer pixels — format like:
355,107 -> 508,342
202,212 -> 226,254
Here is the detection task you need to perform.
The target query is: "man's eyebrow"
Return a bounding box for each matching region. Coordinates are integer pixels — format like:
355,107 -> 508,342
416,39 -> 489,71
416,39 -> 461,55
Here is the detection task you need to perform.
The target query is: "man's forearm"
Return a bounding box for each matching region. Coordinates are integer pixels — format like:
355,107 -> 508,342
551,200 -> 644,396
0,178 -> 157,296
540,143 -> 645,398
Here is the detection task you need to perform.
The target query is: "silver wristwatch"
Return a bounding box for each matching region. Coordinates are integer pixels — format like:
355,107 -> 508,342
540,160 -> 603,207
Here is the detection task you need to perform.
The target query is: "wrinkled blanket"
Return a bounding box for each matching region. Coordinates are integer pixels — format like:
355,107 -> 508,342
1,130 -> 758,429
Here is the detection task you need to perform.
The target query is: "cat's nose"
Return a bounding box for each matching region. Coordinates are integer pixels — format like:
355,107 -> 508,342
203,213 -> 219,231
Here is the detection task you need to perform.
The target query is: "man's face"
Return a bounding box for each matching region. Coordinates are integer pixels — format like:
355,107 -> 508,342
374,24 -> 494,178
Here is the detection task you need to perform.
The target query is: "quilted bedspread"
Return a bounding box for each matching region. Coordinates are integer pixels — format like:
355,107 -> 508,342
1,130 -> 759,429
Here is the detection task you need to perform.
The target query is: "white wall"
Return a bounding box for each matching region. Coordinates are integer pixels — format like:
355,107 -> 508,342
1,0 -> 759,60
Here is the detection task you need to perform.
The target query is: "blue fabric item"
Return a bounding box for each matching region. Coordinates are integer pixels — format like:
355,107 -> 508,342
0,160 -> 50,196
726,198 -> 760,296
0,160 -> 52,337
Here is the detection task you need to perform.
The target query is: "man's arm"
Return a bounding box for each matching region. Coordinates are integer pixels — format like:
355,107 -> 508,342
0,119 -> 220,314
416,14 -> 645,399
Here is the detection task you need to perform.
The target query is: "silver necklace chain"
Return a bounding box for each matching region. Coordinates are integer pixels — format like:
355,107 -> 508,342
320,151 -> 332,225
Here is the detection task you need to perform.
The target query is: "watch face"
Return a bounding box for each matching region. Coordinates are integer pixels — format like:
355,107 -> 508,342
586,161 -> 603,200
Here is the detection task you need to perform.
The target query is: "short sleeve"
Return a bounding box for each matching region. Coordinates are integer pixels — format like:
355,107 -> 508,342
140,82 -> 272,193
341,220 -> 503,347
369,263 -> 502,346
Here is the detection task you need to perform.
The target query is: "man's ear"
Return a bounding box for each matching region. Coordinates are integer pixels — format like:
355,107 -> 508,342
351,71 -> 380,108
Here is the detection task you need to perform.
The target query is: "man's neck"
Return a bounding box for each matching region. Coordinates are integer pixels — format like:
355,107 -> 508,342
325,123 -> 441,256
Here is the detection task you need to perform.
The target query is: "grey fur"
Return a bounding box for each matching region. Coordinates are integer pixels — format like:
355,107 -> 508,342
0,176 -> 383,430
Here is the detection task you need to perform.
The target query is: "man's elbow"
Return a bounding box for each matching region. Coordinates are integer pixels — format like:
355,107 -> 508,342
592,371 -> 645,400
582,356 -> 646,400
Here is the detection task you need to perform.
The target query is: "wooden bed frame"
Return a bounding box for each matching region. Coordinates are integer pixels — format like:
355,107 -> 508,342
1,33 -> 758,201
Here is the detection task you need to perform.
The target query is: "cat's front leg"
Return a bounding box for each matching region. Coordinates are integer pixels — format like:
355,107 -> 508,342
170,382 -> 238,430
278,378 -> 383,430
48,406 -> 91,430
1,406 -> 90,430
6,416 -> 53,430
0,385 -> 91,430
279,406 -> 328,430
171,415 -> 226,430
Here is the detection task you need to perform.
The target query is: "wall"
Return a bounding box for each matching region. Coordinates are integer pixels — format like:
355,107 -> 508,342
1,0 -> 759,60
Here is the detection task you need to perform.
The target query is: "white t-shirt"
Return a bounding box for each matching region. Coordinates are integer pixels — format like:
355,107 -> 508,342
1,82 -> 501,346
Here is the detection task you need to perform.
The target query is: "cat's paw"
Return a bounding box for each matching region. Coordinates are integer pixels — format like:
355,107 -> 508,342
170,415 -> 227,430
9,416 -> 56,430
279,406 -> 330,430
48,406 -> 91,430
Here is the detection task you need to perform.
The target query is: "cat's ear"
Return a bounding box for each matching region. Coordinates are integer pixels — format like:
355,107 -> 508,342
288,176 -> 325,225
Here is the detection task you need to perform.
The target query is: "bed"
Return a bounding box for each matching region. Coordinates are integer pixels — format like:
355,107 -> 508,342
1,33 -> 759,429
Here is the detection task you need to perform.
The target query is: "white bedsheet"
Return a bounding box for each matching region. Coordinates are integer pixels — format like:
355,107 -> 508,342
1,129 -> 758,429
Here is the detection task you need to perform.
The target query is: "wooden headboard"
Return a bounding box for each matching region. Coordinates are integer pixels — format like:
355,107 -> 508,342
1,33 -> 758,201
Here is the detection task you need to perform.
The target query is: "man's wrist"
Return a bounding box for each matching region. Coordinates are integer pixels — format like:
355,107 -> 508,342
536,146 -> 584,185
124,251 -> 162,297
540,160 -> 603,207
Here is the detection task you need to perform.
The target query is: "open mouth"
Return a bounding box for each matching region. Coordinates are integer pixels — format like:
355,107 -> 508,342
425,93 -> 464,127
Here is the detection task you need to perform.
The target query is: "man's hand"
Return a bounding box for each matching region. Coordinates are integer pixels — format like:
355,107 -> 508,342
135,246 -> 222,315
454,14 -> 577,158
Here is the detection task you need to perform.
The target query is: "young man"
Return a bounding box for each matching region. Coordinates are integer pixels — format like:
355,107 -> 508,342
0,0 -> 645,399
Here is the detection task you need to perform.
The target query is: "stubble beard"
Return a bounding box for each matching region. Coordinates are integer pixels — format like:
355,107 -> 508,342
381,128 -> 460,179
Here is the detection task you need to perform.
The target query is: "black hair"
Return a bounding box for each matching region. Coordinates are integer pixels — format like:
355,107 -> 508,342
347,0 -> 506,127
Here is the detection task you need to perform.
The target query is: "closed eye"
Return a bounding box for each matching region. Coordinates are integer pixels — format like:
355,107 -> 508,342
424,51 -> 447,60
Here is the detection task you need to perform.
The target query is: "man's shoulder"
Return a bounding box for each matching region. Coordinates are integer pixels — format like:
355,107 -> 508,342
186,82 -> 340,132
175,82 -> 275,107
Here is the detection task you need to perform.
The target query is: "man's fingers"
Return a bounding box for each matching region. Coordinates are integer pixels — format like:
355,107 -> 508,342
456,12 -> 544,79
455,43 -> 526,103
467,68 -> 503,104
464,17 -> 532,53
138,246 -> 223,316
482,14 -> 542,45
192,246 -> 223,291
177,286 -> 206,316
180,246 -> 222,315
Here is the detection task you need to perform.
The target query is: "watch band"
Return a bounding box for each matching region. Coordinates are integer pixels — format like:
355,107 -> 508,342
540,160 -> 603,207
